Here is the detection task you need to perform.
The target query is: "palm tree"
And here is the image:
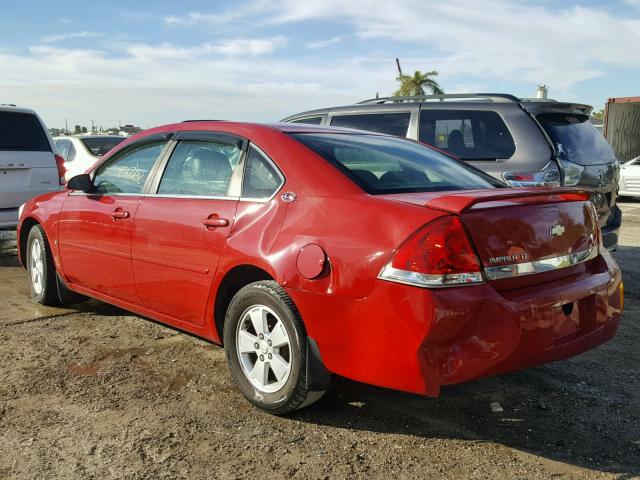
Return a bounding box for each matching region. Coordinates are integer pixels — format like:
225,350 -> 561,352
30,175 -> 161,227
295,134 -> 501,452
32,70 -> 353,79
394,70 -> 444,96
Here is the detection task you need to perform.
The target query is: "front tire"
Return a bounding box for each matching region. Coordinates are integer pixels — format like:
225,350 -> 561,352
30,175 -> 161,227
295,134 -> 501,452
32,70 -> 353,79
26,225 -> 59,306
224,281 -> 325,414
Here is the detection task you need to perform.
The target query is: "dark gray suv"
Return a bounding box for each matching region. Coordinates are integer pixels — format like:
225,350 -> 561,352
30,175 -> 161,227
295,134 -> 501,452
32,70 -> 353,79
282,93 -> 621,250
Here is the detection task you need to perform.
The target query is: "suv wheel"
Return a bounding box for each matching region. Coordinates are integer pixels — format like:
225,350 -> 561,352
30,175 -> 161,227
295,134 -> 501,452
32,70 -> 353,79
26,225 -> 59,306
224,281 -> 325,414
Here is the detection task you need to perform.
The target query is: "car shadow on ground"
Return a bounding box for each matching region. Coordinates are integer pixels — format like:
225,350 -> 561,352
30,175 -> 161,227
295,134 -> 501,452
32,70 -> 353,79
291,245 -> 640,478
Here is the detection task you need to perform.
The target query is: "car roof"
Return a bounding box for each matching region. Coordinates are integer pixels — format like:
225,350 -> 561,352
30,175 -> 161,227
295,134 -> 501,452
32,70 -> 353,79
281,96 -> 593,121
133,121 -> 383,137
0,104 -> 38,115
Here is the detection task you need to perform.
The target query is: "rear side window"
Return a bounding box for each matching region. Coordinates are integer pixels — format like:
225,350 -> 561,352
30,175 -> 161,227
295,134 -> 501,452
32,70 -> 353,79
537,113 -> 616,166
93,141 -> 167,194
0,112 -> 50,152
242,146 -> 282,199
419,110 -> 515,160
330,112 -> 411,137
289,116 -> 323,125
81,137 -> 126,157
157,140 -> 240,197
55,140 -> 71,160
291,133 -> 499,194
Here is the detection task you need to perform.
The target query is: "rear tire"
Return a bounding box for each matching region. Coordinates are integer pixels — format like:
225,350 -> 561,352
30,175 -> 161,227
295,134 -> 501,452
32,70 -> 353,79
26,225 -> 59,306
223,280 -> 325,414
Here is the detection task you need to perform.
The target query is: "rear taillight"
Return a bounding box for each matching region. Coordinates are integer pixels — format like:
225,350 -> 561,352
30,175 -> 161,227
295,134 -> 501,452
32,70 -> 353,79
378,216 -> 484,288
503,161 -> 561,188
55,154 -> 67,185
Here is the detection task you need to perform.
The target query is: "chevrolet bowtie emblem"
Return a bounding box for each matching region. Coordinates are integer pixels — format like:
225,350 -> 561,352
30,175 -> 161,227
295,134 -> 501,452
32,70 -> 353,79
550,224 -> 565,237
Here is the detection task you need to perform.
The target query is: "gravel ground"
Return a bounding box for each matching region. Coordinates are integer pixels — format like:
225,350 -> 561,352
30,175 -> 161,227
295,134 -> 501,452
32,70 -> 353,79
0,202 -> 639,479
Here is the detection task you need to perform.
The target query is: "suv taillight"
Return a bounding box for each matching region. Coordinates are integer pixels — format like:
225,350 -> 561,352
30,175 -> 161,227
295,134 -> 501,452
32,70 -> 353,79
378,216 -> 484,288
503,161 -> 561,188
55,154 -> 67,185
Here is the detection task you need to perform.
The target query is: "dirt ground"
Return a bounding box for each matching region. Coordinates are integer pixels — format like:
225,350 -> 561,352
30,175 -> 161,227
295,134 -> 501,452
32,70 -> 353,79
0,202 -> 639,480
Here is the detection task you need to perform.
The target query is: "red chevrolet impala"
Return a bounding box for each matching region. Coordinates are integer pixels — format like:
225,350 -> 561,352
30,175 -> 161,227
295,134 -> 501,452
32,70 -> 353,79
17,121 -> 624,414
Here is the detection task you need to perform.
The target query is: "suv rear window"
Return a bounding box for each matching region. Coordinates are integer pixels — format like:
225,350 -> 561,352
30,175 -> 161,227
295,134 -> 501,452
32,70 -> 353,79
0,112 -> 50,152
419,110 -> 515,161
291,133 -> 500,194
81,137 -> 125,157
330,112 -> 411,137
537,113 -> 616,166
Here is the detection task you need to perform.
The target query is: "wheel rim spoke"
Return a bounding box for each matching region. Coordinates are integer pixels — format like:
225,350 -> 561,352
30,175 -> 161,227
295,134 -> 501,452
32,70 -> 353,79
250,358 -> 269,388
269,353 -> 289,382
249,308 -> 267,336
269,320 -> 289,348
237,330 -> 257,354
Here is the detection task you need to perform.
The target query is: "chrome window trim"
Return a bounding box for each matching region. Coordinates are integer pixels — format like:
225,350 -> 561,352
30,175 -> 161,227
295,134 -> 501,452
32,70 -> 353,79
483,246 -> 597,280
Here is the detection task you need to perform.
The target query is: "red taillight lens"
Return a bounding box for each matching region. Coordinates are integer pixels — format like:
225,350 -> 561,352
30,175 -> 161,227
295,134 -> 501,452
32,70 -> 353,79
379,216 -> 483,287
55,154 -> 67,185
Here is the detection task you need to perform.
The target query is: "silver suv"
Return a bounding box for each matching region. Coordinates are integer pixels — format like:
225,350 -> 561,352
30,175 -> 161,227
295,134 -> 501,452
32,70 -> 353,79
0,105 -> 64,229
282,93 -> 621,250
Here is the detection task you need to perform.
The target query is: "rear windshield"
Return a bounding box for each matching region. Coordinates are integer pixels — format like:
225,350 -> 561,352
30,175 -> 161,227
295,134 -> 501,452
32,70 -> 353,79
0,112 -> 50,152
330,112 -> 411,137
419,110 -> 515,161
537,113 -> 616,166
291,133 -> 500,194
81,137 -> 126,157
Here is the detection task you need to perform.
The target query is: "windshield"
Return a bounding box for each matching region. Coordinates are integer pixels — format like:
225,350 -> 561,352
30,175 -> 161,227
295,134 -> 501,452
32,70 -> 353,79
291,133 -> 500,194
0,112 -> 50,151
537,113 -> 616,166
81,137 -> 126,157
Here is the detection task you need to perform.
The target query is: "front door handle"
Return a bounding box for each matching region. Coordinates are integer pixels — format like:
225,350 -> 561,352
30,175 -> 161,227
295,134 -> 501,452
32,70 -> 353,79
112,210 -> 130,220
202,217 -> 229,228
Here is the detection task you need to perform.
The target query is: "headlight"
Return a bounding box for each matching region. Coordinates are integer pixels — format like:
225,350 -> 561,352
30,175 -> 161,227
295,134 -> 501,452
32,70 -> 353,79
503,161 -> 561,187
559,159 -> 584,186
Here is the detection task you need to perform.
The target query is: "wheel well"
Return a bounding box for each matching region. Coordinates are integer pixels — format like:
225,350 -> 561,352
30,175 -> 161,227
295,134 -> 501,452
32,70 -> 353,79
18,218 -> 39,268
214,265 -> 274,345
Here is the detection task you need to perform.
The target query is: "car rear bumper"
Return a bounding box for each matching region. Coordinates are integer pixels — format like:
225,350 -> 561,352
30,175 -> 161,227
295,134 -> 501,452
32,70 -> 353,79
287,250 -> 623,396
602,204 -> 622,250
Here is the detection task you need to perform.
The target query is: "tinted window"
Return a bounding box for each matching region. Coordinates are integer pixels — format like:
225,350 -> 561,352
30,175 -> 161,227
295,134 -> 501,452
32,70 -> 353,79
419,110 -> 515,160
81,137 -> 126,157
537,113 -> 616,166
158,140 -> 240,197
330,112 -> 411,137
242,146 -> 282,199
0,112 -> 50,152
93,141 -> 167,194
292,133 -> 499,194
289,116 -> 323,125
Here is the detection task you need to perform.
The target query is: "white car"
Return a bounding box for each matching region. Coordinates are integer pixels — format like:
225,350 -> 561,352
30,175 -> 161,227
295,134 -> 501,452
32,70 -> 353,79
53,135 -> 125,179
0,105 -> 64,229
619,156 -> 640,198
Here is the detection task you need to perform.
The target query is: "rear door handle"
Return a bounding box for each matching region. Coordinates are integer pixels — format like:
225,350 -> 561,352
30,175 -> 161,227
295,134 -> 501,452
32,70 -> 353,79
202,217 -> 229,228
112,210 -> 130,219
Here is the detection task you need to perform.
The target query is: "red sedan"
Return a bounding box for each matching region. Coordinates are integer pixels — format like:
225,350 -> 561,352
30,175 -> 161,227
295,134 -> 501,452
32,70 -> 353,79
17,121 -> 624,414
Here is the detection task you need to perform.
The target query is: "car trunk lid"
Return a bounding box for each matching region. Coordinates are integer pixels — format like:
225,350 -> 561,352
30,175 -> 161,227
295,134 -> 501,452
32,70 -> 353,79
381,187 -> 599,286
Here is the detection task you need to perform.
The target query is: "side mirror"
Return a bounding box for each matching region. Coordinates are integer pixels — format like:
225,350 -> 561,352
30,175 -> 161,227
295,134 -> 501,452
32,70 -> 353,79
67,174 -> 93,192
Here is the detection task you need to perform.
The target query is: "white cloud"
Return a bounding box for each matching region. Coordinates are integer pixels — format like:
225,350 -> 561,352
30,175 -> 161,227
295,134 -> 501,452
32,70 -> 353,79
305,36 -> 344,49
256,0 -> 640,90
41,31 -> 103,43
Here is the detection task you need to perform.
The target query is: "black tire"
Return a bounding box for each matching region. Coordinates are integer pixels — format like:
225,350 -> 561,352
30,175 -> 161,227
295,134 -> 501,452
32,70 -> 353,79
26,225 -> 59,306
223,280 -> 325,414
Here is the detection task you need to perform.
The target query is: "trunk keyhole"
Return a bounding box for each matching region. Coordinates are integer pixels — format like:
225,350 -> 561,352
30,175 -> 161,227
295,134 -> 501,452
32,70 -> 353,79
562,302 -> 574,316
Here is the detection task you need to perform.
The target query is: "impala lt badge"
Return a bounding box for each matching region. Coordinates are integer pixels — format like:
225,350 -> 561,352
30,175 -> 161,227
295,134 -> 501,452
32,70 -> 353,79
550,224 -> 565,237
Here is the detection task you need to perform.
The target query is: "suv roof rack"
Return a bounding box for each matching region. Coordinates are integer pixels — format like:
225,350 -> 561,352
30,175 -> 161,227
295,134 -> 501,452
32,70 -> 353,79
356,93 -> 522,105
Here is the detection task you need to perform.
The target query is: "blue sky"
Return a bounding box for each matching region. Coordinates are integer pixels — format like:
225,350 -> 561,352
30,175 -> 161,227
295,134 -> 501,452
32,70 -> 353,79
1,0 -> 639,129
